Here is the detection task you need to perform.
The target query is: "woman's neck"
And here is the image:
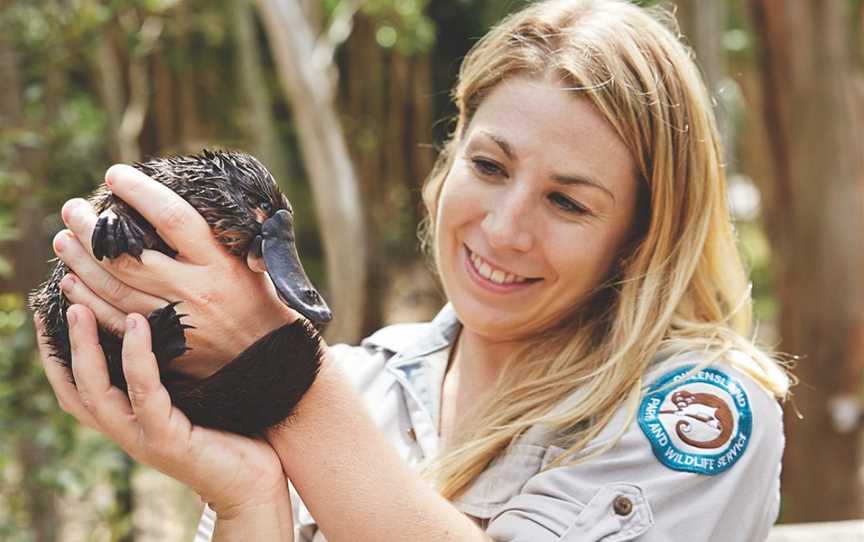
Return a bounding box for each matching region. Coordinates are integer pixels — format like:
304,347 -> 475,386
449,328 -> 521,384
438,328 -> 522,446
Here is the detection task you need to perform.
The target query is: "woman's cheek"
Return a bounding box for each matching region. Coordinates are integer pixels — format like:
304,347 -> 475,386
447,170 -> 490,214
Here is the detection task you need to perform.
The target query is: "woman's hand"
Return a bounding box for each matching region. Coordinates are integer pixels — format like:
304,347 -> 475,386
53,165 -> 298,378
35,305 -> 291,523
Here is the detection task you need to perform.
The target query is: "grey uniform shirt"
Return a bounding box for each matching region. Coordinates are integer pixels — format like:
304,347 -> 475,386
196,304 -> 784,541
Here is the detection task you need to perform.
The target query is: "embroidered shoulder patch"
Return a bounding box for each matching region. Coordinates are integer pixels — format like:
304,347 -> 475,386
638,364 -> 752,475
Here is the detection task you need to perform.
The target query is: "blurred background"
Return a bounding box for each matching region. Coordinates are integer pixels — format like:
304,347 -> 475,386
0,0 -> 861,540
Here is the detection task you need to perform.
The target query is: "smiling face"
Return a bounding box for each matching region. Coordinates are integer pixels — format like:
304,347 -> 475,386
434,75 -> 639,343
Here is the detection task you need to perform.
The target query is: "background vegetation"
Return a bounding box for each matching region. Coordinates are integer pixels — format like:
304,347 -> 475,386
1,0 -> 861,539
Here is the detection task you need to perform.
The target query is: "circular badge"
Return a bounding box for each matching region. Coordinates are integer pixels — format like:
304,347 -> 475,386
638,364 -> 752,475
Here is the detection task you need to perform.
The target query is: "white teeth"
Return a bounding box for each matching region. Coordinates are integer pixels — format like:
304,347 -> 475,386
469,249 -> 529,284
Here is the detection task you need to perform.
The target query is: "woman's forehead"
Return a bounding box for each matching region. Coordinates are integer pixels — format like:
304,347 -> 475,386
463,76 -> 637,199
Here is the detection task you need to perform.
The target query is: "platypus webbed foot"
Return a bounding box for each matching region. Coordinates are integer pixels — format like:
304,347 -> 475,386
92,210 -> 147,261
148,301 -> 193,369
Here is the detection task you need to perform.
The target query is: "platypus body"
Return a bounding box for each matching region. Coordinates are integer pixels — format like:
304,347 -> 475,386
30,150 -> 331,435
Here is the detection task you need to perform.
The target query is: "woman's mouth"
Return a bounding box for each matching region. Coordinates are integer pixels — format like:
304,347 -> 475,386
464,245 -> 540,291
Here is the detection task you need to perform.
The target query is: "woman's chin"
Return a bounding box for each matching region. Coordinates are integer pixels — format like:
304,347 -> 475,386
452,301 -> 530,342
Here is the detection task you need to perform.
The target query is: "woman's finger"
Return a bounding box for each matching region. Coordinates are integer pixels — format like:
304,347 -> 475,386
53,229 -> 173,313
104,164 -> 220,265
67,305 -> 139,450
34,314 -> 101,429
122,313 -> 194,458
60,273 -> 130,336
60,198 -> 98,256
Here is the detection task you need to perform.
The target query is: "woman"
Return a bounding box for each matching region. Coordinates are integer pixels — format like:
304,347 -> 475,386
36,0 -> 791,540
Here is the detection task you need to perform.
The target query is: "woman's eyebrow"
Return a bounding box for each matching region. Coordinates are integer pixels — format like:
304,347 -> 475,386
551,173 -> 616,203
479,130 -> 516,160
478,130 -> 615,203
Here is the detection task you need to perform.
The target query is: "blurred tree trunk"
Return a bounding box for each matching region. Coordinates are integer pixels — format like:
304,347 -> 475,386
673,0 -> 735,165
750,0 -> 864,521
339,12 -> 438,332
147,5 -> 206,155
0,27 -> 60,542
254,0 -> 367,343
673,0 -> 723,87
92,14 -> 160,164
229,0 -> 290,187
152,53 -> 178,153
174,7 -> 207,152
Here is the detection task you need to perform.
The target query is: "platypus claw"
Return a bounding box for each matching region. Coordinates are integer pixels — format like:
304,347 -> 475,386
148,301 -> 191,370
93,211 -> 145,261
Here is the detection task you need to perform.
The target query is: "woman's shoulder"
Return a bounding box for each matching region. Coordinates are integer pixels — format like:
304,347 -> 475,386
529,346 -> 787,479
480,348 -> 787,541
635,347 -> 786,477
643,345 -> 787,426
646,345 -> 789,400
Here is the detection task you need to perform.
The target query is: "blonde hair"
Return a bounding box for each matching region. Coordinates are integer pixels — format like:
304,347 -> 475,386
420,0 -> 791,500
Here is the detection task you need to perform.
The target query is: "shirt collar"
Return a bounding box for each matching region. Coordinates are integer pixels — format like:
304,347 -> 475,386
366,304 -> 461,440
361,303 -> 461,368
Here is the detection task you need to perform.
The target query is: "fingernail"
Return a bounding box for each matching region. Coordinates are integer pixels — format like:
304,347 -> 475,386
62,199 -> 82,221
67,308 -> 78,327
126,315 -> 136,330
105,164 -> 127,187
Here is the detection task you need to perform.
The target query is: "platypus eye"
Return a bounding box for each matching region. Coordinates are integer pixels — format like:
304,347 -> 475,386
260,201 -> 272,214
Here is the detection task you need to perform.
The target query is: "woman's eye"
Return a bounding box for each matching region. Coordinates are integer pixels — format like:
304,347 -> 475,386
549,193 -> 588,215
471,158 -> 505,177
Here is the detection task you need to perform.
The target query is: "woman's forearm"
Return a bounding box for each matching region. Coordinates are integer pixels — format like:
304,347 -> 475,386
212,484 -> 295,542
266,353 -> 490,542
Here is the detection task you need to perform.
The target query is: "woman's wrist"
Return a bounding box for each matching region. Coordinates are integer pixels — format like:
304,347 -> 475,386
212,481 -> 294,541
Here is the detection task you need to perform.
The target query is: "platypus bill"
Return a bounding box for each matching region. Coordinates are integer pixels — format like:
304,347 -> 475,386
89,153 -> 332,325
30,150 -> 331,435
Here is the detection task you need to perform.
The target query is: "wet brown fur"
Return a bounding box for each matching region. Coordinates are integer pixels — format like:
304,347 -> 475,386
29,150 -> 324,436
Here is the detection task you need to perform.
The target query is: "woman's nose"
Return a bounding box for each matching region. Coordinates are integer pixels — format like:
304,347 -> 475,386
480,191 -> 534,252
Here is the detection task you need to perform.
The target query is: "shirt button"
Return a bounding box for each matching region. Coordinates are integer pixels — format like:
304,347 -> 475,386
406,428 -> 417,442
613,495 -> 633,516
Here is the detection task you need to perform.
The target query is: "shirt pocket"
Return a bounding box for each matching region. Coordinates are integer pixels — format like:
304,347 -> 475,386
454,443 -> 547,519
485,446 -> 653,541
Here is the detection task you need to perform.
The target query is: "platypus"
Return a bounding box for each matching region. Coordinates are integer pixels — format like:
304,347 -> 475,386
30,150 -> 331,435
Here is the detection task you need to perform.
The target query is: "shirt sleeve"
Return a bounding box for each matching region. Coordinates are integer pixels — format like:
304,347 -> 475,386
485,359 -> 785,542
193,505 -> 216,542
